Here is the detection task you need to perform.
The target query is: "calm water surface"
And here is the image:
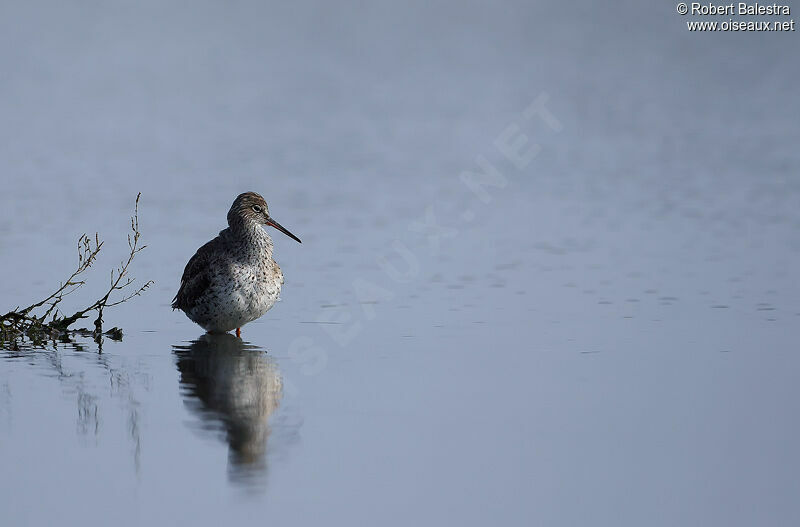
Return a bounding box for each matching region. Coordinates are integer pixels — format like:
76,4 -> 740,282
1,1 -> 799,526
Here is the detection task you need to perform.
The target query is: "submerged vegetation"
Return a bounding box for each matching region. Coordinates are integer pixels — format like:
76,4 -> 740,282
0,193 -> 153,350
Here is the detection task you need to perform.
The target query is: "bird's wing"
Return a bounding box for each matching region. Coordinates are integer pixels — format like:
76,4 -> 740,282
172,236 -> 224,311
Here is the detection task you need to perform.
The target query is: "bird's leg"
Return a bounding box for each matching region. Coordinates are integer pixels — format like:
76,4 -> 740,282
236,327 -> 241,338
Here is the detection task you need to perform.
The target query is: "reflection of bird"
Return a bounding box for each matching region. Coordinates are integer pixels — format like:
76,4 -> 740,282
174,333 -> 282,483
172,192 -> 301,337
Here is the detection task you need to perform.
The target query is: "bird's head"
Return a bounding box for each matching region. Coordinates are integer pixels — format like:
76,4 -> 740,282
228,192 -> 302,243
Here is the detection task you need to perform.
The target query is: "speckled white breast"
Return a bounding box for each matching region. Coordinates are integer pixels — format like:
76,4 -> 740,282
213,265 -> 281,333
187,226 -> 285,333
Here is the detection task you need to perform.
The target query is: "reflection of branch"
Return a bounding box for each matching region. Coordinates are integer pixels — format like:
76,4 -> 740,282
6,344 -> 146,472
0,193 -> 153,349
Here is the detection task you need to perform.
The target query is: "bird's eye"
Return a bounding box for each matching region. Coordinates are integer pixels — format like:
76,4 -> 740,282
252,205 -> 263,213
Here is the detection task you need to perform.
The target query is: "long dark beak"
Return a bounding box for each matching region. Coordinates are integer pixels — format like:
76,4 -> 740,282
266,216 -> 302,243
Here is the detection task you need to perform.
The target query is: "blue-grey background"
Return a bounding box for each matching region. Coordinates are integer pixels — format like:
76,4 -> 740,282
1,1 -> 799,526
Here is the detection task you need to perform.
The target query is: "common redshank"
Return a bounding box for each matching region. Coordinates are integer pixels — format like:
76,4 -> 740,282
172,192 -> 301,336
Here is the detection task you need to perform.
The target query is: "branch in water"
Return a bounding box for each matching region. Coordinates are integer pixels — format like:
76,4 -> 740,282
0,193 -> 153,349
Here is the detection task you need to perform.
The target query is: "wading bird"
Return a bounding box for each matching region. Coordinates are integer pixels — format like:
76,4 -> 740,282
172,192 -> 301,337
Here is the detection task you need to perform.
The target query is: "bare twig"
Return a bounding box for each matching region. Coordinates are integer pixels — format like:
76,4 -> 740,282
0,193 -> 153,348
